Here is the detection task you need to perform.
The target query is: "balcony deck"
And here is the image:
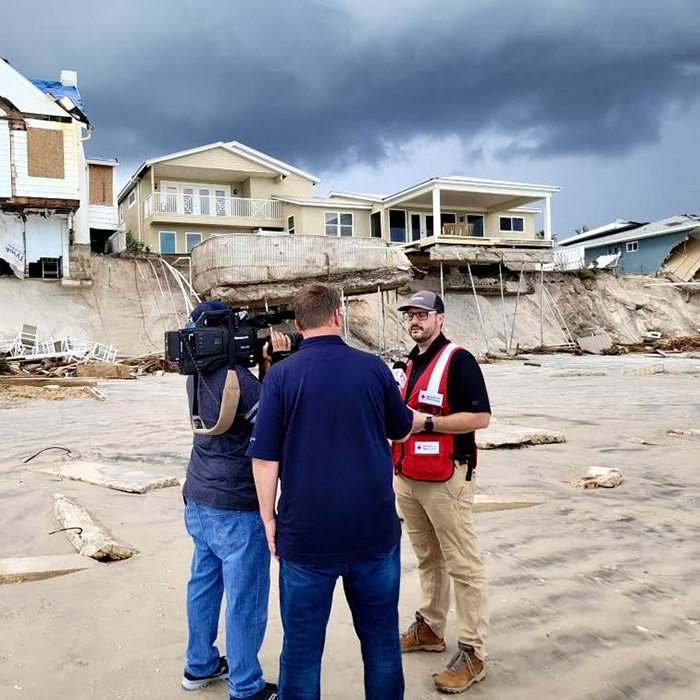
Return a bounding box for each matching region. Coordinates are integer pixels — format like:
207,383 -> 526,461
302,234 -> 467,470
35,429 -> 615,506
143,192 -> 283,228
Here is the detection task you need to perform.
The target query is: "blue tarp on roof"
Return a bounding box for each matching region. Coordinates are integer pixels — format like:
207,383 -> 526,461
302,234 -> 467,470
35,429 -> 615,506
29,78 -> 84,112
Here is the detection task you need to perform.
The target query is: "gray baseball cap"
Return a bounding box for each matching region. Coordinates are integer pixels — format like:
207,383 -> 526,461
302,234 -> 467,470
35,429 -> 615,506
398,290 -> 445,313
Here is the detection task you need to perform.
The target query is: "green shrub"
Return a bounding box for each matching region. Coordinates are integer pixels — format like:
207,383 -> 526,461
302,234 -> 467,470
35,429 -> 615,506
125,231 -> 150,253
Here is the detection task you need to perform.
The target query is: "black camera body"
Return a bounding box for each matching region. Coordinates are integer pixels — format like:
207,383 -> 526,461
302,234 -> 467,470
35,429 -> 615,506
165,306 -> 301,374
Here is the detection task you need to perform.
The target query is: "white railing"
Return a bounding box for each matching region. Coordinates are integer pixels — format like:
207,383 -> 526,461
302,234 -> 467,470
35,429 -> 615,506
144,193 -> 283,221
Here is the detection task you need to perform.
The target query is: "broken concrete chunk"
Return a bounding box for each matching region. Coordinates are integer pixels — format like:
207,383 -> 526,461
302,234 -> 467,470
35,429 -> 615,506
576,332 -> 613,354
53,494 -> 138,561
477,425 -> 566,449
0,554 -> 97,584
575,467 -> 623,489
667,428 -> 700,437
35,460 -> 180,494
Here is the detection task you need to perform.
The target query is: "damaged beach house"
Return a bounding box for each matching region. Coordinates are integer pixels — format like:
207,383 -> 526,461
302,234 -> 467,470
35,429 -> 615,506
0,57 -> 119,282
554,215 -> 700,281
116,139 -> 561,308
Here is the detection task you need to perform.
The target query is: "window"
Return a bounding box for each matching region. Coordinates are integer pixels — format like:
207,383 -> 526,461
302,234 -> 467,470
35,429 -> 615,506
128,190 -> 136,208
183,188 -> 194,215
325,211 -> 353,237
371,211 -> 382,238
199,189 -> 211,216
389,209 -> 407,243
626,241 -> 639,252
440,213 -> 456,232
186,232 -> 202,252
287,215 -> 296,235
27,127 -> 64,179
118,204 -> 123,223
500,216 -> 524,232
159,231 -> 177,254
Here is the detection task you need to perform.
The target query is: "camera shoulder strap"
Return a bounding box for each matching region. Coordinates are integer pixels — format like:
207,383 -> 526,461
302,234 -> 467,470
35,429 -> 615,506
190,369 -> 241,435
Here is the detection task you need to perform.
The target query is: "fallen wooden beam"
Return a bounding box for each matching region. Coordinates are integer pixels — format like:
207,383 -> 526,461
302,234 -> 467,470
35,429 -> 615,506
75,363 -> 135,380
0,377 -> 97,387
473,495 -> 544,513
53,494 -> 138,561
0,554 -> 97,584
35,460 -> 180,494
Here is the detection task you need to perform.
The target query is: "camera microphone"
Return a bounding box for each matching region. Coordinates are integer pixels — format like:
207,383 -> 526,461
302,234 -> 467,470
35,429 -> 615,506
392,360 -> 408,390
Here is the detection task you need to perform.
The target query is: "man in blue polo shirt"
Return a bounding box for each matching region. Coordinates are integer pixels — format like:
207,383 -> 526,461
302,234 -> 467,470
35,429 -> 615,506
248,283 -> 416,700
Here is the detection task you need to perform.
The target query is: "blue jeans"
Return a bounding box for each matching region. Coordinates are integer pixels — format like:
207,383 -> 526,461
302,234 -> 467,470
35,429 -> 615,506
278,544 -> 403,700
184,502 -> 271,698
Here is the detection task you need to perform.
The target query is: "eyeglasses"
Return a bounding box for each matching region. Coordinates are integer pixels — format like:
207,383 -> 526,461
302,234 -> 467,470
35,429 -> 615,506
402,310 -> 437,321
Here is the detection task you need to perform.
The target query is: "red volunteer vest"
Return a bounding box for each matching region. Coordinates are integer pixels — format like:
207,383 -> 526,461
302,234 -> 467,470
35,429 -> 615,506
392,342 -> 462,482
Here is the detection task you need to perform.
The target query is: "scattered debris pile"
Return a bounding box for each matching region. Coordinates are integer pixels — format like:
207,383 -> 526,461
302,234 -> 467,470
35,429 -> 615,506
1,350 -> 176,380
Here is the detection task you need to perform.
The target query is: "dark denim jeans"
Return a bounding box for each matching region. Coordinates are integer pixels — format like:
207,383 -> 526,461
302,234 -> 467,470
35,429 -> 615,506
278,544 -> 403,700
184,501 -> 271,698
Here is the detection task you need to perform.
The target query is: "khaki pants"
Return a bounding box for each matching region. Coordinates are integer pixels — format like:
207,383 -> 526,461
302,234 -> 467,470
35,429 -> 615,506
395,464 -> 488,660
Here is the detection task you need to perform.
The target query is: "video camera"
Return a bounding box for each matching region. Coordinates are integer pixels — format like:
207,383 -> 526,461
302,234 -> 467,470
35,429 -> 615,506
165,305 -> 302,374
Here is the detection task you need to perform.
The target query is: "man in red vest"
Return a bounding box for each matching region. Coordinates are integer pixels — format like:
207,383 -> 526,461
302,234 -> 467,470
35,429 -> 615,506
392,290 -> 491,695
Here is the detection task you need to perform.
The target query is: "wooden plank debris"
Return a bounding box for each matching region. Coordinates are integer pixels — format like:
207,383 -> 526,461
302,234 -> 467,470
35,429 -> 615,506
0,554 -> 96,584
0,377 -> 97,387
35,460 -> 180,494
53,494 -> 138,561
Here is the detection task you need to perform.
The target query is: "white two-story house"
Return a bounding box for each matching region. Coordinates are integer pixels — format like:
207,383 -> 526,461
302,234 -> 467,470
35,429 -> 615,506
0,58 -> 118,280
118,140 -> 559,256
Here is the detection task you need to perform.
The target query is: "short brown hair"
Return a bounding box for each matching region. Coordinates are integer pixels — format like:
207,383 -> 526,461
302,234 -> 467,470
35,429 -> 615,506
293,283 -> 341,330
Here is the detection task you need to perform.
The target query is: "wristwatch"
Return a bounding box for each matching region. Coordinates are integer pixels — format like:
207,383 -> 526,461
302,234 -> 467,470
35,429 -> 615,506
424,415 -> 434,433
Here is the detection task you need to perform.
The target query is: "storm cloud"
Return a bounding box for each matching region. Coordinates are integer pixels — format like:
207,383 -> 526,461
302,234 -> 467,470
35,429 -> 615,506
2,0 -> 699,178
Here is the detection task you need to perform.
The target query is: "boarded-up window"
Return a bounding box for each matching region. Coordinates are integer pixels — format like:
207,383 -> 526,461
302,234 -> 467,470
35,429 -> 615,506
89,164 -> 114,205
27,128 -> 65,179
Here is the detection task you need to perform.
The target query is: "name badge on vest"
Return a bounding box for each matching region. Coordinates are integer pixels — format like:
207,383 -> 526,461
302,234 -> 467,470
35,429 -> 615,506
418,389 -> 443,408
415,441 -> 440,455
392,368 -> 407,390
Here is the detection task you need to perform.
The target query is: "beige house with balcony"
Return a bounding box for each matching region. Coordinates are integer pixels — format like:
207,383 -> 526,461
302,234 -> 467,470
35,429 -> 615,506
117,140 -> 559,256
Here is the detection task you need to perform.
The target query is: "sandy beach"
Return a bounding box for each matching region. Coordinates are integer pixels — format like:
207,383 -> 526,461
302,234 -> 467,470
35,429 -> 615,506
1,353 -> 699,699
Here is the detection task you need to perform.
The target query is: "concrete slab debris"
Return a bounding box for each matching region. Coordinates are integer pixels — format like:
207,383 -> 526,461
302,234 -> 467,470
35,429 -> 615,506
53,494 -> 138,561
477,425 -> 566,449
575,467 -> 623,489
35,460 -> 180,494
0,554 -> 97,584
473,495 -> 544,513
624,364 -> 665,376
576,332 -> 613,354
667,428 -> 700,437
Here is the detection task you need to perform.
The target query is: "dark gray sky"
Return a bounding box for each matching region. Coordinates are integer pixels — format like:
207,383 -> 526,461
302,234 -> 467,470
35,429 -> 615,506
2,0 -> 700,237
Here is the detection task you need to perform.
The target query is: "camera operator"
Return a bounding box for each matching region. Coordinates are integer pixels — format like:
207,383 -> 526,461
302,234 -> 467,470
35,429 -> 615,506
181,300 -> 279,700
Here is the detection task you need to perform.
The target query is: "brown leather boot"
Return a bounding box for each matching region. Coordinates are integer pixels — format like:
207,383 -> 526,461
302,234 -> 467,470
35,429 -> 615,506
433,644 -> 485,694
400,613 -> 446,653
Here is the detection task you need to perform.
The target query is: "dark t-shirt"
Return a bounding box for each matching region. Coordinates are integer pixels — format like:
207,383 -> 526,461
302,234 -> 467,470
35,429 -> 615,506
406,333 -> 491,461
246,335 -> 413,566
184,365 -> 261,510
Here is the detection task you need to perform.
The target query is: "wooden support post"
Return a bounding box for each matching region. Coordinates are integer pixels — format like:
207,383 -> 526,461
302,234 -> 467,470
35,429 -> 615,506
499,263 -> 508,354
540,262 -> 545,347
467,263 -> 490,354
